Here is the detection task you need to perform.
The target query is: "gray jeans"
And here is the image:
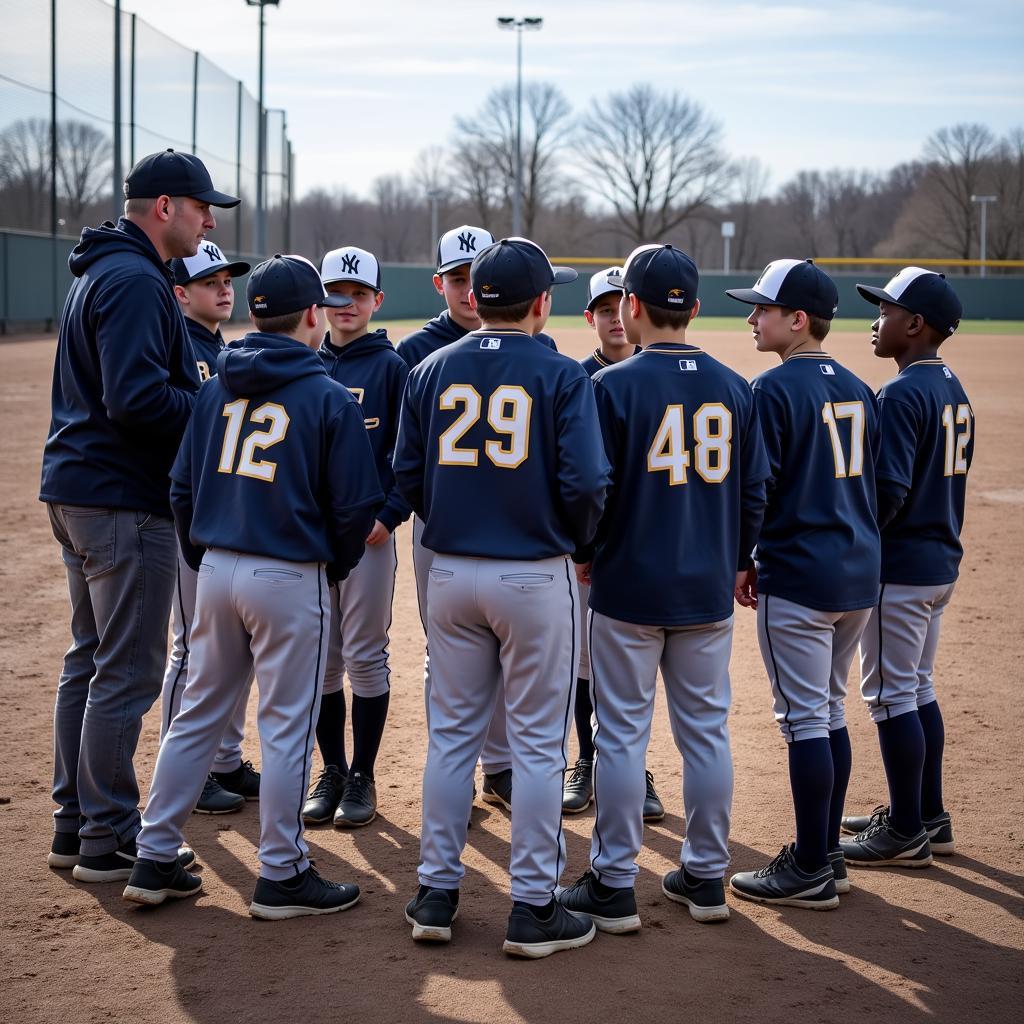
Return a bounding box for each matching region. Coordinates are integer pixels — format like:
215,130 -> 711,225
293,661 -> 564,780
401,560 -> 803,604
48,504 -> 177,856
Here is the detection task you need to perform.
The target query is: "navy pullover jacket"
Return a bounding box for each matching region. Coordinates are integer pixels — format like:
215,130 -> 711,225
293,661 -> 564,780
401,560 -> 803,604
186,318 -> 225,382
40,218 -> 200,517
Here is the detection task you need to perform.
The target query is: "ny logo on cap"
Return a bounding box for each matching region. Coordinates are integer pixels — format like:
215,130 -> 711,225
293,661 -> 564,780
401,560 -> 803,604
341,253 -> 361,274
202,243 -> 221,263
458,231 -> 476,253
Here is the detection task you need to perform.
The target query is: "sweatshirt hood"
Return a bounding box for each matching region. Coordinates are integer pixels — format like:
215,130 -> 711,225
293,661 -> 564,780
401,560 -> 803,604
218,331 -> 327,396
319,327 -> 393,361
419,311 -> 466,344
68,218 -> 170,279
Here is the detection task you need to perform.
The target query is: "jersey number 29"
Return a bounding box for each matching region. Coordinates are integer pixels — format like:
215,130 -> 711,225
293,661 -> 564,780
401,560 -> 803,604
647,403 -> 732,484
438,384 -> 532,469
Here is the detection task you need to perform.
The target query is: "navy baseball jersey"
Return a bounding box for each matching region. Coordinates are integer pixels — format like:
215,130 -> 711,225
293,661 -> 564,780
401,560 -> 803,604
393,328 -> 610,560
397,311 -> 558,371
319,329 -> 412,533
874,358 -> 973,585
170,331 -> 383,578
580,346 -> 640,379
751,352 -> 881,611
588,343 -> 770,627
186,318 -> 224,383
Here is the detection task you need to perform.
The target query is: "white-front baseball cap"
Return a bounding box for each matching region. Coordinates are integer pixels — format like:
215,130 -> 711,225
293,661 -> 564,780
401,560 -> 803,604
436,224 -> 494,274
586,265 -> 624,311
171,241 -> 250,285
320,245 -> 381,290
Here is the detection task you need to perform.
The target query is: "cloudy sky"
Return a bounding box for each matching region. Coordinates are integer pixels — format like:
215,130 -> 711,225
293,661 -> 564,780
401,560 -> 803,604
118,0 -> 1023,199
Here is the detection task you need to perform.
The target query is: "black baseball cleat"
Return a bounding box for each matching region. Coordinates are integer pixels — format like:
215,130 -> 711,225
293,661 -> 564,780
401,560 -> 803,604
123,857 -> 203,906
557,871 -> 641,933
48,832 -> 81,870
482,769 -> 513,812
333,771 -> 377,828
842,805 -> 954,855
249,866 -> 360,920
840,810 -> 933,868
662,866 -> 730,922
302,765 -> 347,825
73,838 -> 196,882
729,845 -> 839,910
405,885 -> 460,943
561,758 -> 594,814
193,774 -> 245,815
503,900 -> 597,959
828,848 -> 851,894
211,759 -> 260,801
643,770 -> 664,823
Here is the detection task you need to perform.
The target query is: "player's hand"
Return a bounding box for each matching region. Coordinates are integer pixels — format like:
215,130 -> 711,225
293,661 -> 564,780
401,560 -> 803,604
575,561 -> 592,586
734,567 -> 758,609
365,520 -> 391,546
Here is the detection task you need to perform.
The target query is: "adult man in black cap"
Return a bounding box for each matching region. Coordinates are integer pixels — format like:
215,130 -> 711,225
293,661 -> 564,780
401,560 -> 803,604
41,150 -> 240,883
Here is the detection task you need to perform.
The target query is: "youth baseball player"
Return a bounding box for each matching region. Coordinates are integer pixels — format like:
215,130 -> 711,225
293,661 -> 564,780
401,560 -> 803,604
163,243 -> 258,816
394,237 -> 610,958
558,244 -> 769,930
300,245 -> 410,829
563,267 -> 664,821
43,150 -> 237,881
123,255 -> 383,917
724,259 -> 880,909
840,269 -> 971,869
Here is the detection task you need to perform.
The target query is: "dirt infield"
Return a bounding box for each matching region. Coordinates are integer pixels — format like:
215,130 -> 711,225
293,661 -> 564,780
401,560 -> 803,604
1,325 -> 1021,1024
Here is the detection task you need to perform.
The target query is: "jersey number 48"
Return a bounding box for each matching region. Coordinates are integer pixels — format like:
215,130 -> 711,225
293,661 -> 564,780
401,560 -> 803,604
647,403 -> 732,485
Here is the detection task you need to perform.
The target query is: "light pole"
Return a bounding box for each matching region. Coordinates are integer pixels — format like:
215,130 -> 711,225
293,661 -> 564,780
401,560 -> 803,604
246,0 -> 279,257
497,16 -> 542,237
721,221 -> 735,272
970,194 -> 997,278
426,188 -> 443,261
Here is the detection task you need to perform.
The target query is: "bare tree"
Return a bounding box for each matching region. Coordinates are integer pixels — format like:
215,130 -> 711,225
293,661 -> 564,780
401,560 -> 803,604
988,127 -> 1024,260
56,121 -> 112,220
370,174 -> 419,262
728,156 -> 771,269
777,171 -> 826,254
574,85 -> 733,243
450,138 -> 507,232
0,117 -> 52,230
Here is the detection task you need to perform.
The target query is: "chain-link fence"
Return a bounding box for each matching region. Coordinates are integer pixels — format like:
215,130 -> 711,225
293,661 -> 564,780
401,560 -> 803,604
0,0 -> 292,258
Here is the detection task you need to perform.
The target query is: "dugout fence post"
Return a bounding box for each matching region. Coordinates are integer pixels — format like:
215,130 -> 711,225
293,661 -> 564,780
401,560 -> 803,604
190,50 -> 199,155
128,14 -> 136,167
235,81 -> 243,257
113,1 -> 123,224
49,0 -> 58,329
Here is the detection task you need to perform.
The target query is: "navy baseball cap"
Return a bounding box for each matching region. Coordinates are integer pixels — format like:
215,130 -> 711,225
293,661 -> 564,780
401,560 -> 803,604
171,241 -> 250,285
471,237 -> 577,306
124,149 -> 240,208
857,267 -> 963,337
437,225 -> 494,275
586,266 -> 624,311
247,255 -> 352,317
610,244 -> 698,312
726,258 -> 839,320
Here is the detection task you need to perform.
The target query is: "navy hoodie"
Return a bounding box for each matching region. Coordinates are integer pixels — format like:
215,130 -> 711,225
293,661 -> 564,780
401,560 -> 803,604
319,329 -> 411,533
40,218 -> 200,517
170,332 -> 384,583
186,318 -> 225,382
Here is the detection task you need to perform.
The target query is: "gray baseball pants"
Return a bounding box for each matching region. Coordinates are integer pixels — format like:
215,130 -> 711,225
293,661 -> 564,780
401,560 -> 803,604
756,595 -> 872,742
47,504 -> 177,856
137,549 -> 329,880
588,611 -> 735,885
418,553 -> 579,905
412,515 -> 511,773
160,545 -> 252,769
859,582 -> 956,722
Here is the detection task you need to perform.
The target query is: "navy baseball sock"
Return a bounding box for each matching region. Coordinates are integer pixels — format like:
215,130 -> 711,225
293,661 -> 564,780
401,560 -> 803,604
876,712 -> 925,836
788,737 -> 833,873
827,727 -> 852,850
917,700 -> 946,820
350,691 -> 390,778
574,678 -> 595,761
316,690 -> 348,775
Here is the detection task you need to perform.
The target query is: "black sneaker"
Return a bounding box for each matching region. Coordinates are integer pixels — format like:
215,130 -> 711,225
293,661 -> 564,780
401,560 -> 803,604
840,810 -> 932,868
557,871 -> 640,933
123,857 -> 202,906
72,838 -> 196,883
249,866 -> 360,920
333,771 -> 377,828
729,845 -> 839,910
842,805 -> 954,856
662,866 -> 730,922
828,848 -> 850,895
405,885 -> 460,943
503,900 -> 597,959
48,832 -> 81,870
482,769 -> 513,812
562,758 -> 593,814
193,774 -> 245,815
643,770 -> 664,823
211,759 -> 260,801
302,765 -> 348,825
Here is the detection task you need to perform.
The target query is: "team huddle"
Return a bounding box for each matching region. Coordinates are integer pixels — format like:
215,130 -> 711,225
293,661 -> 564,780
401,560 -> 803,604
40,151 -> 974,960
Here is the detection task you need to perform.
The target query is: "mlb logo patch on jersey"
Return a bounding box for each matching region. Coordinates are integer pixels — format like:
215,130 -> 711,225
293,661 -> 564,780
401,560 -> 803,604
820,364 -> 835,376
678,359 -> 697,371
943,366 -> 952,379
480,337 -> 501,350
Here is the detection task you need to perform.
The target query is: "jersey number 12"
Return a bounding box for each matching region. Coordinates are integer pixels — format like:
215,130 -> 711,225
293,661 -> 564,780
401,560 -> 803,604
217,398 -> 291,483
